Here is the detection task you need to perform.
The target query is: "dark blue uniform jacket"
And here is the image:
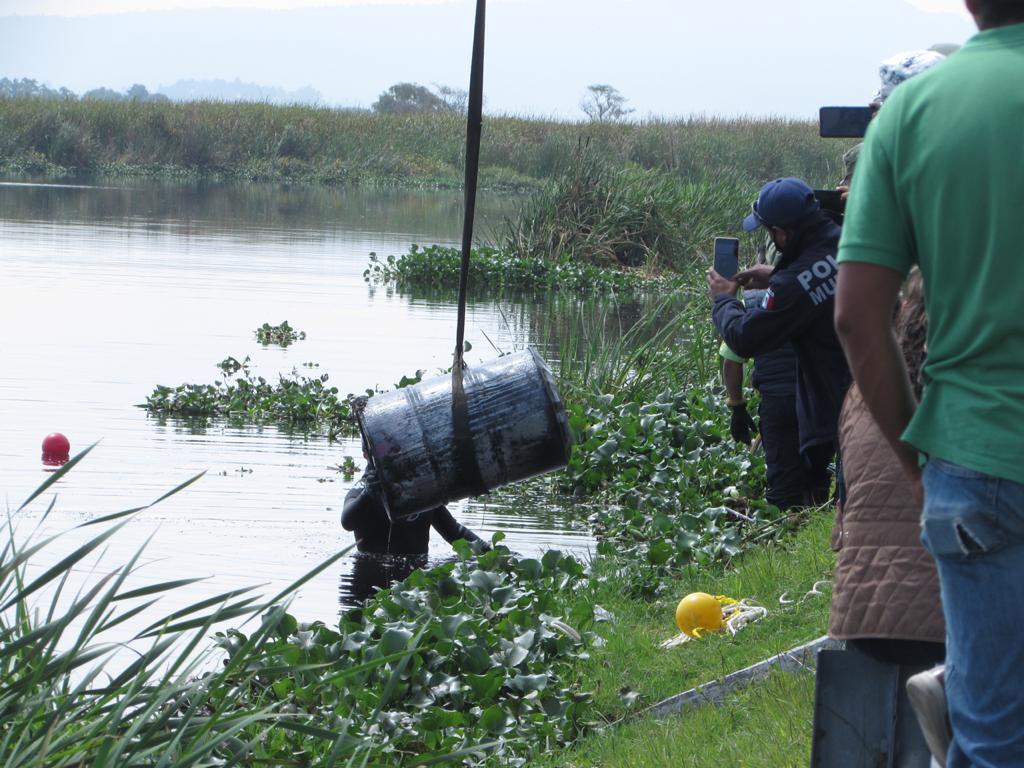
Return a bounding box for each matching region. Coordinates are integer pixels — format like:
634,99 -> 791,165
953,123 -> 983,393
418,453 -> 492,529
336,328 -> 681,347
713,213 -> 851,452
741,288 -> 797,399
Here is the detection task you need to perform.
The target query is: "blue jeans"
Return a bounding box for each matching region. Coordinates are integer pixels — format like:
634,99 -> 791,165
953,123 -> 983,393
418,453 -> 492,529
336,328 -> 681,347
921,458 -> 1024,768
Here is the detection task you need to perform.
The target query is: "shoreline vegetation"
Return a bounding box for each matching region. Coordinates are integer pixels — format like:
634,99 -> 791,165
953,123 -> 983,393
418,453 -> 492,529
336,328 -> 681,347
0,97 -> 850,194
2,97 -> 843,765
117,278 -> 828,765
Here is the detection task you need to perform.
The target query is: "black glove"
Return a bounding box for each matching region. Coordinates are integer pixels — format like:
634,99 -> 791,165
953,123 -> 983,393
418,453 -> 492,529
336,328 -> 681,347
729,404 -> 756,445
362,465 -> 381,492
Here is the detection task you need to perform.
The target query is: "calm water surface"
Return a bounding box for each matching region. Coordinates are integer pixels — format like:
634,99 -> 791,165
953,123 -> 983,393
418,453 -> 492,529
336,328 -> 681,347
0,180 -> 599,621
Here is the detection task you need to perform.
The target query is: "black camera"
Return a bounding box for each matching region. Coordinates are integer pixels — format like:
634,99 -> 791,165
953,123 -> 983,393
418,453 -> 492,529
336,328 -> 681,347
819,106 -> 874,139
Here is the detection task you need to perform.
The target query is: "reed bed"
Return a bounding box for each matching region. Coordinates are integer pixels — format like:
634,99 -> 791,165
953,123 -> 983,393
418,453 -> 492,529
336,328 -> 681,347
502,142 -> 756,272
0,98 -> 850,190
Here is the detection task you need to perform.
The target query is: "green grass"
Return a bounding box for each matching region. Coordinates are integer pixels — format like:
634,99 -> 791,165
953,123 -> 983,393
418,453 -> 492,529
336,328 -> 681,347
536,510 -> 834,766
549,669 -> 815,768
0,98 -> 853,190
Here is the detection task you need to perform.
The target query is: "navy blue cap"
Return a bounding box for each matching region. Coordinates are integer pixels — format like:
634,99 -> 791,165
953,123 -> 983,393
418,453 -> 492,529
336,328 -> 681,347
742,177 -> 820,232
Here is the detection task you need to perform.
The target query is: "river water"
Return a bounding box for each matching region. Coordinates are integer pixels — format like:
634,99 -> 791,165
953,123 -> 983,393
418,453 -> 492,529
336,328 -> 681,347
0,179 -> 601,622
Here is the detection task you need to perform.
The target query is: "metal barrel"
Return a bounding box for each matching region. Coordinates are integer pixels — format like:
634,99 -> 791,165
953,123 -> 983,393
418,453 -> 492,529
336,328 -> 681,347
358,349 -> 572,520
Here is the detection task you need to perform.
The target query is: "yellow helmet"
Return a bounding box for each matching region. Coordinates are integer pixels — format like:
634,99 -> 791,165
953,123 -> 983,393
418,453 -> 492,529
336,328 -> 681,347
675,592 -> 723,638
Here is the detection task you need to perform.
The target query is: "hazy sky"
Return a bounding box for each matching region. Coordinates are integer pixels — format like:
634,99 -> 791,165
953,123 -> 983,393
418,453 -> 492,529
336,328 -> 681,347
0,0 -> 977,117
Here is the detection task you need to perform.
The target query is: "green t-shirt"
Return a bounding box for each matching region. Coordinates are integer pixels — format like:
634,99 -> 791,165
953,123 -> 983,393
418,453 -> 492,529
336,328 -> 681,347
838,22 -> 1024,483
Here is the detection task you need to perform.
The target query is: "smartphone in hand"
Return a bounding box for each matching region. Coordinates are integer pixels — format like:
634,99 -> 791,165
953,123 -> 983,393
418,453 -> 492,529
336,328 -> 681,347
814,189 -> 844,214
713,237 -> 740,279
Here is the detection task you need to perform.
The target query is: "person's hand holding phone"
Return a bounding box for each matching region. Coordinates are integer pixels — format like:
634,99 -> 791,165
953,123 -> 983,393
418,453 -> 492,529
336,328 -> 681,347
735,264 -> 774,289
706,268 -> 739,299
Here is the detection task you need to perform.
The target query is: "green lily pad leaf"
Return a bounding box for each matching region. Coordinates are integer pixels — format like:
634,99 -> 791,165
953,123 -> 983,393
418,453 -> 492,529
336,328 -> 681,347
514,629 -> 536,649
380,627 -> 413,655
469,570 -> 500,592
409,689 -> 433,708
505,644 -> 529,667
341,631 -> 370,652
440,613 -> 472,638
647,540 -> 673,565
541,550 -> 563,572
480,704 -> 508,733
491,585 -> 516,606
508,673 -> 549,693
464,643 -> 493,674
517,558 -> 543,580
466,670 -> 504,700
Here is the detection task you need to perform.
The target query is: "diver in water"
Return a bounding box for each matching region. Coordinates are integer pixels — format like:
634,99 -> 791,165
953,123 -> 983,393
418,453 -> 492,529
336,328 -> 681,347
341,455 -> 485,556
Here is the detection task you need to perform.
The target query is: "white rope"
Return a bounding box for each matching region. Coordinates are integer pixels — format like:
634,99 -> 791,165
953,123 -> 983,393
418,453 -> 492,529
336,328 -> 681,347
779,579 -> 832,606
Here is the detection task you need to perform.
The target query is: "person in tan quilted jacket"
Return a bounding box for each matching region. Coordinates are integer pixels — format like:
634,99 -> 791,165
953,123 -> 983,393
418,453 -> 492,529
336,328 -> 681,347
829,269 -> 945,666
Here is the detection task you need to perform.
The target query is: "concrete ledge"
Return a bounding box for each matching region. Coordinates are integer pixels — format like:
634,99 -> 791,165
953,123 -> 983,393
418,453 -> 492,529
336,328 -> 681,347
647,635 -> 841,719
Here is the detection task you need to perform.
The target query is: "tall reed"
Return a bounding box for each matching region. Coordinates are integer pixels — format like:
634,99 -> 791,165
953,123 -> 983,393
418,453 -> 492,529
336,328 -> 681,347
0,97 -> 852,189
502,142 -> 755,272
552,285 -> 712,405
0,447 -> 379,767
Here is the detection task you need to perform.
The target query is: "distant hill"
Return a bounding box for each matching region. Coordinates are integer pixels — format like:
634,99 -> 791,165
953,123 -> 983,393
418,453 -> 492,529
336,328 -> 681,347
157,78 -> 322,106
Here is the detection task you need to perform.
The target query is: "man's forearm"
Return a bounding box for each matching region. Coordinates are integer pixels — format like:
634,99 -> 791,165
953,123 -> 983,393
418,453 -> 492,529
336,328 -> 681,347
835,262 -> 918,475
845,328 -> 917,455
722,359 -> 745,404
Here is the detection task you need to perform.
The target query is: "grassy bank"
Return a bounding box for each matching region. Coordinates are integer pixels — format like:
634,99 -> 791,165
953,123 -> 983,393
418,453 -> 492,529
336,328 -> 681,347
539,510 -> 833,767
0,98 -> 851,191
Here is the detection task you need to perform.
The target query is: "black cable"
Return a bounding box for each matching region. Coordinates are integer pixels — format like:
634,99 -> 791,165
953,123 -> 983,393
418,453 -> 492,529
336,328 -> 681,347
451,0 -> 488,497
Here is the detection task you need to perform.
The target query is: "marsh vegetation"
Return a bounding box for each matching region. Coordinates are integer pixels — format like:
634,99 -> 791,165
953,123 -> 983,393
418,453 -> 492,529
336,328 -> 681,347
0,98 -> 840,764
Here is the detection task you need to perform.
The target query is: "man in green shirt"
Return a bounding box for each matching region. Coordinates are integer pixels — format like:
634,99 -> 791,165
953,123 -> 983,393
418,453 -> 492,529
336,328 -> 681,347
835,2 -> 1024,765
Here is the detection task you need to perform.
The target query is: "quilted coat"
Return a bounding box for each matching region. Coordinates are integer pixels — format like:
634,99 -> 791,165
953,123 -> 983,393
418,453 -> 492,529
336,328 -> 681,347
828,385 -> 945,643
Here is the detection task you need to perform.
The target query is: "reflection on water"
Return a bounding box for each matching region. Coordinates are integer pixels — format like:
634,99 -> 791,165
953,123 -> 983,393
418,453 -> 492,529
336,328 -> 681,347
339,553 -> 429,607
0,179 -> 519,240
0,179 -> 606,622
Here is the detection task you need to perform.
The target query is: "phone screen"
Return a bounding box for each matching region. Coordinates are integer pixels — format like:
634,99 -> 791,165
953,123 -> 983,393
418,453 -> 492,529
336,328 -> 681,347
713,237 -> 739,279
818,106 -> 874,138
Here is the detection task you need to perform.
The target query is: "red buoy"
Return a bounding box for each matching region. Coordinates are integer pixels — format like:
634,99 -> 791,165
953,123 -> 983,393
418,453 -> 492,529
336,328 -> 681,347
42,432 -> 70,466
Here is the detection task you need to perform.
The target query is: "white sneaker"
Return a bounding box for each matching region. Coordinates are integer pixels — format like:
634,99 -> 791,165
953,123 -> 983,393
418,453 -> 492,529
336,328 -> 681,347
906,665 -> 952,766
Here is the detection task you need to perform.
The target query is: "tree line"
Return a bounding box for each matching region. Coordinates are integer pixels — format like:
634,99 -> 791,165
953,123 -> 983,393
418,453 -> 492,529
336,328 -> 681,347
0,78 -> 168,103
2,76 -> 635,122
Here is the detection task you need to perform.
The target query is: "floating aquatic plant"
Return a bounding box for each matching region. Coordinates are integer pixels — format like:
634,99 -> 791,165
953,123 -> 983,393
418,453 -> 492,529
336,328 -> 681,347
364,244 -> 667,294
256,320 -> 306,347
143,356 -> 359,440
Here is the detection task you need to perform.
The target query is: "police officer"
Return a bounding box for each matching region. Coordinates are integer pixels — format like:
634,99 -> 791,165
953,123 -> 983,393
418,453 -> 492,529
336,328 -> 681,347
708,178 -> 851,504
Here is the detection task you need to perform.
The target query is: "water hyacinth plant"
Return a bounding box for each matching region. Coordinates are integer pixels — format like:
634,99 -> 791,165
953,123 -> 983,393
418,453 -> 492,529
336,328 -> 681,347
143,356 -> 360,440
255,320 -> 306,347
364,245 -> 665,295
220,539 -> 598,765
1,452 -> 601,766
0,98 -> 847,191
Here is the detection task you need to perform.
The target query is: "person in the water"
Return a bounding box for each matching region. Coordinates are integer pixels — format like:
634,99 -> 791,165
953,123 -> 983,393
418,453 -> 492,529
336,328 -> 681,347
341,457 -> 485,555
